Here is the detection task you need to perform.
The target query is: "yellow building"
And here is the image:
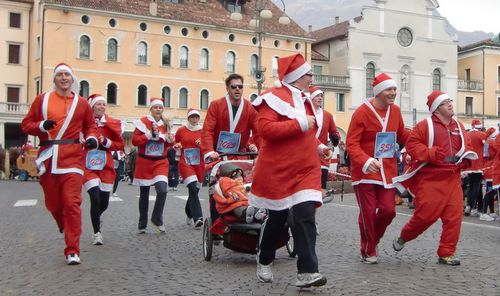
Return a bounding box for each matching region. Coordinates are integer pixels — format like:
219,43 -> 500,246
0,0 -> 32,148
28,0 -> 312,148
457,35 -> 500,128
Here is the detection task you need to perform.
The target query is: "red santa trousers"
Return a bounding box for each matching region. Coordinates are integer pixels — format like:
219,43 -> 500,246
354,183 -> 396,257
39,162 -> 83,256
399,170 -> 462,257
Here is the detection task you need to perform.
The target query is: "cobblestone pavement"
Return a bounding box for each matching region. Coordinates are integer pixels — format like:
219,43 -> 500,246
0,180 -> 499,296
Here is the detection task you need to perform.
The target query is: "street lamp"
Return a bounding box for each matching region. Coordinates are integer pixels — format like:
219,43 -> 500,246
231,0 -> 290,94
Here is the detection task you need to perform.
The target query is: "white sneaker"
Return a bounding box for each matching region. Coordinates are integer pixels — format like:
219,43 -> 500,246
295,273 -> 327,288
186,217 -> 193,226
361,256 -> 378,264
479,213 -> 495,222
66,253 -> 81,265
137,228 -> 146,234
470,209 -> 479,217
112,193 -> 118,197
392,236 -> 405,251
92,232 -> 103,245
488,213 -> 498,220
464,205 -> 471,216
152,224 -> 166,233
256,262 -> 273,283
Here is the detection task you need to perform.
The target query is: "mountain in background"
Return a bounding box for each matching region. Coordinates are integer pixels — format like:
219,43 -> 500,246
277,0 -> 493,46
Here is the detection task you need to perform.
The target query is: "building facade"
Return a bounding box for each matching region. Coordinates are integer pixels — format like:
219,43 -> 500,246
0,0 -> 33,148
311,0 -> 458,131
457,36 -> 500,128
23,0 -> 311,148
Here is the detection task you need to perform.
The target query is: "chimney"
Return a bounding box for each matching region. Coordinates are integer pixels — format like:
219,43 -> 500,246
149,0 -> 158,16
335,16 -> 340,24
308,25 -> 312,33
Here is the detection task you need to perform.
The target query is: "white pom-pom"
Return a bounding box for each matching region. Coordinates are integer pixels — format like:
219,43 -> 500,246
274,80 -> 282,87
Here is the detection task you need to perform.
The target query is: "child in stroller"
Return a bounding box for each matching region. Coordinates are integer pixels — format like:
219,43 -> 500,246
213,163 -> 267,223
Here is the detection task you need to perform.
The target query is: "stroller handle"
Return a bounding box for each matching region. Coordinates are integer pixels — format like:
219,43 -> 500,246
218,152 -> 258,158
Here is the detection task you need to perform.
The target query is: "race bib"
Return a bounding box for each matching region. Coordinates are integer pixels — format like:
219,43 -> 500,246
145,141 -> 164,156
184,148 -> 201,165
374,132 -> 396,158
216,131 -> 241,154
86,150 -> 107,170
484,143 -> 489,157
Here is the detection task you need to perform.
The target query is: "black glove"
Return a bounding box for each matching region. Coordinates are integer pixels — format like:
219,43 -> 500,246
329,133 -> 340,147
85,138 -> 98,149
42,120 -> 56,131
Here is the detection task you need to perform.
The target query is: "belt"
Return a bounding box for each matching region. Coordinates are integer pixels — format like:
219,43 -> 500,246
39,139 -> 80,146
138,153 -> 168,160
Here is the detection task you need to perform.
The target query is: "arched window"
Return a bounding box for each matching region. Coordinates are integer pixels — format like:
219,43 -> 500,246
107,82 -> 117,105
366,62 -> 375,97
226,51 -> 235,73
162,44 -> 171,66
179,46 -> 189,68
251,54 -> 259,74
162,86 -> 171,108
200,89 -> 209,110
433,68 -> 441,91
79,35 -> 90,59
137,41 -> 147,64
200,48 -> 209,70
179,88 -> 188,108
137,84 -> 147,106
107,38 -> 118,62
79,80 -> 89,97
250,94 -> 258,102
271,56 -> 279,77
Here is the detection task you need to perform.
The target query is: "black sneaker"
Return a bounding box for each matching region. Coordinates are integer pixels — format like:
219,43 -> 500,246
438,256 -> 460,266
194,218 -> 203,229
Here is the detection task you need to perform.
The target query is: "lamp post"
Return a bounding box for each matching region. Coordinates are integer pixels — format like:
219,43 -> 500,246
231,0 -> 290,94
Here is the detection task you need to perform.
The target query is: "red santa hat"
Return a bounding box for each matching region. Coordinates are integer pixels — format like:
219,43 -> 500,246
427,90 -> 451,113
372,73 -> 397,97
277,53 -> 311,85
486,127 -> 496,137
471,119 -> 482,129
309,85 -> 323,99
87,93 -> 106,108
149,97 -> 164,108
52,62 -> 79,94
187,108 -> 200,118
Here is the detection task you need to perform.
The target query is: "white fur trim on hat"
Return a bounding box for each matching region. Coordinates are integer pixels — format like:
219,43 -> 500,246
89,96 -> 106,108
52,64 -> 79,94
283,62 -> 312,84
373,79 -> 397,97
187,109 -> 200,118
429,93 -> 450,113
310,89 -> 323,99
150,99 -> 163,108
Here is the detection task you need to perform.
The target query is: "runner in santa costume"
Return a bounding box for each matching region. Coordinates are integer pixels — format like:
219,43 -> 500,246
463,119 -> 487,216
132,97 -> 174,234
174,108 -> 205,228
250,53 -> 332,288
346,73 -> 410,264
21,63 -> 98,265
309,85 -> 341,203
491,133 -> 500,222
392,90 -> 477,265
480,128 -> 499,221
201,73 -> 260,162
83,94 -> 124,245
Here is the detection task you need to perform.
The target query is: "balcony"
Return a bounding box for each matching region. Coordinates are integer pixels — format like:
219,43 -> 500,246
313,75 -> 350,89
0,102 -> 30,119
457,80 -> 483,91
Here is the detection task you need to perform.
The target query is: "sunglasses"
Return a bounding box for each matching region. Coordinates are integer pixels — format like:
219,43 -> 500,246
230,84 -> 244,90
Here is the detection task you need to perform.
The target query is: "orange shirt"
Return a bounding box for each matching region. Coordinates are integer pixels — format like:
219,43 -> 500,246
47,92 -> 75,139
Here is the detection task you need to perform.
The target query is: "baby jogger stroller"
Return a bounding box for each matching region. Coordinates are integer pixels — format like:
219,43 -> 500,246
202,152 -> 295,261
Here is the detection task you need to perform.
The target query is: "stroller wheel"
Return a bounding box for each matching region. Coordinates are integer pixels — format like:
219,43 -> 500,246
203,218 -> 213,261
286,227 -> 296,258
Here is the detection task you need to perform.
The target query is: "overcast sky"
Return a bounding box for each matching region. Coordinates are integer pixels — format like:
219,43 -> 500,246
278,0 -> 499,33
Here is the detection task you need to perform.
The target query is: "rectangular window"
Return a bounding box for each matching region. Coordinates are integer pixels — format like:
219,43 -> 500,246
35,79 -> 40,96
313,65 -> 322,75
36,36 -> 41,59
8,44 -> 21,64
336,93 -> 345,112
9,12 -> 21,28
465,97 -> 473,116
7,87 -> 20,103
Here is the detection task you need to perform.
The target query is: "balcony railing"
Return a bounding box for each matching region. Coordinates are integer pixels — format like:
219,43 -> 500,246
0,102 -> 30,115
457,80 -> 483,91
313,75 -> 350,88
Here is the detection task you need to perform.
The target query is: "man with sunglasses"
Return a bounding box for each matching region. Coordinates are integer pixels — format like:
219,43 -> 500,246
393,90 -> 477,266
201,73 -> 260,162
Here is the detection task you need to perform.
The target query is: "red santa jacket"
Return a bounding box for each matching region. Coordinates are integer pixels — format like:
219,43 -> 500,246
249,83 -> 324,210
201,96 -> 260,160
21,91 -> 97,175
174,124 -> 205,184
315,108 -> 340,169
132,115 -> 172,157
483,138 -> 497,181
346,99 -> 409,188
492,136 -> 500,188
463,129 -> 486,174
